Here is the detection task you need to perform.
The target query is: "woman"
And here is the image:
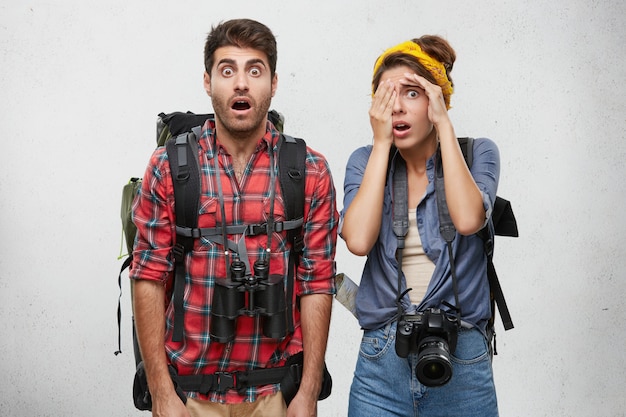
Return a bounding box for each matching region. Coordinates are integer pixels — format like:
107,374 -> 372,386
340,36 -> 500,416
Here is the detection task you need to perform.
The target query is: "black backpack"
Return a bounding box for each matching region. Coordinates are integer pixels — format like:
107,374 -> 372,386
115,110 -> 306,363
434,138 -> 518,333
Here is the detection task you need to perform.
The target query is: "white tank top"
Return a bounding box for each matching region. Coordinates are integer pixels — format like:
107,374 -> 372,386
402,208 -> 435,305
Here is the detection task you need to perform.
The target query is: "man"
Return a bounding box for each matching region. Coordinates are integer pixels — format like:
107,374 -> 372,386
131,18 -> 338,417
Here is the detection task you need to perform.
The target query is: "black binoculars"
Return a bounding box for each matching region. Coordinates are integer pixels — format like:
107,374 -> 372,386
210,258 -> 287,343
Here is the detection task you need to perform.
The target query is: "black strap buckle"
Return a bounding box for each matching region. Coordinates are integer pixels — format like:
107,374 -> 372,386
292,235 -> 304,253
171,243 -> 185,262
246,223 -> 267,236
287,362 -> 302,384
214,372 -> 238,392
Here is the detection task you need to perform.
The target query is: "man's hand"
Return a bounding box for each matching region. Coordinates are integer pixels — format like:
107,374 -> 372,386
286,293 -> 333,417
133,280 -> 190,417
286,391 -> 318,417
151,390 -> 190,417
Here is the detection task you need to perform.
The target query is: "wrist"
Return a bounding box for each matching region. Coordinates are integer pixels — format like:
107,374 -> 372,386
296,372 -> 323,401
145,364 -> 176,397
435,120 -> 455,141
372,139 -> 393,153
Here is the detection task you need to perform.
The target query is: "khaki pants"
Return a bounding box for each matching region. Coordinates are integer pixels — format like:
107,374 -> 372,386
186,392 -> 287,417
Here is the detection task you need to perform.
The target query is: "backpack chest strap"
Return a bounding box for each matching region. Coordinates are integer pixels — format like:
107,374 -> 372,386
175,218 -> 304,240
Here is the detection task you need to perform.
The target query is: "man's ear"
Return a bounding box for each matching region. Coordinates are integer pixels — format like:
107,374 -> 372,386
203,71 -> 211,97
271,73 -> 278,97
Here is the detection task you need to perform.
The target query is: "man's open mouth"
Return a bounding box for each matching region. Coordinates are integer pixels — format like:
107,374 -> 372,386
232,100 -> 251,110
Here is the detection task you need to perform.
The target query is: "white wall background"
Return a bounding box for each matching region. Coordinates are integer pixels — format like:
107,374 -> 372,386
1,0 -> 625,416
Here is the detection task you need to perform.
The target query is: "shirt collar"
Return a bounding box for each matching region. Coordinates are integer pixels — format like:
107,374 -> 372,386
199,118 -> 281,158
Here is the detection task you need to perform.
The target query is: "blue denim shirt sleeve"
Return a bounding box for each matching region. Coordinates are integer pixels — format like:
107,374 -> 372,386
471,138 -> 500,225
339,145 -> 373,237
340,139 -> 500,331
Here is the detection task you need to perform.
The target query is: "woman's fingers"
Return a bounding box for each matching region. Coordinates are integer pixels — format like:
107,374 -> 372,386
371,80 -> 395,115
401,73 -> 448,123
369,80 -> 396,144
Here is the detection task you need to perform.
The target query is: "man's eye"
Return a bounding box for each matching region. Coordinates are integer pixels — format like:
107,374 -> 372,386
222,68 -> 234,76
249,67 -> 261,76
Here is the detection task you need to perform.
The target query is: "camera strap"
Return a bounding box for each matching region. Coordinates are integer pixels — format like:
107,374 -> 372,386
391,148 -> 461,318
391,154 -> 410,318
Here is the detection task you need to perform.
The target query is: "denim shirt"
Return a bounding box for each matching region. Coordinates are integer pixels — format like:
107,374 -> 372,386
339,138 -> 500,331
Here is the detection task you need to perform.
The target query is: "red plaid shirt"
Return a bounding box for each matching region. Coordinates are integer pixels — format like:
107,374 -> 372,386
130,119 -> 338,403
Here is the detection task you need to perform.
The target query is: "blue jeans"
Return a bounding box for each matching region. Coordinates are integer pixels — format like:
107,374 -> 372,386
348,321 -> 498,417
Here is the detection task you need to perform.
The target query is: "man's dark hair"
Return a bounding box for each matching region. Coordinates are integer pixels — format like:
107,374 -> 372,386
204,19 -> 278,77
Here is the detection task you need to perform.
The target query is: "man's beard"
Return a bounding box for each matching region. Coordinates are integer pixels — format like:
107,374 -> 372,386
212,94 -> 272,141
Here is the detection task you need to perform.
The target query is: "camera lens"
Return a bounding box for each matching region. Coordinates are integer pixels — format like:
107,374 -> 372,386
415,336 -> 453,387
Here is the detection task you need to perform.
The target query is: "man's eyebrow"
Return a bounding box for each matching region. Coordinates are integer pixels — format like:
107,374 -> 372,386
216,58 -> 268,68
245,58 -> 267,68
217,58 -> 236,67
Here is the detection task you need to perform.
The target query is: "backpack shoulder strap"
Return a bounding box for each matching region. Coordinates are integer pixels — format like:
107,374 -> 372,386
434,137 -> 514,331
165,126 -> 202,342
277,133 -> 307,333
278,134 -> 307,230
458,137 -> 474,168
462,136 -> 515,331
167,126 -> 202,248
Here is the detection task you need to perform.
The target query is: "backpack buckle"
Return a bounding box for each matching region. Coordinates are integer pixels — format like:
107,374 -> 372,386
171,243 -> 185,263
214,372 -> 238,392
292,235 -> 304,253
246,223 -> 267,236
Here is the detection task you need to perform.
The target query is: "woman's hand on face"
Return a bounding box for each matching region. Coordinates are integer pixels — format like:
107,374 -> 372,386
400,73 -> 450,127
369,79 -> 396,147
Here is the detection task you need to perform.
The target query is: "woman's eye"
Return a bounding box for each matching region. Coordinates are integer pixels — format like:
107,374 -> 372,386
408,90 -> 419,98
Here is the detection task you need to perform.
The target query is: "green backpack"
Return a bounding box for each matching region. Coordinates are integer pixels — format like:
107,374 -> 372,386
115,110 -> 304,363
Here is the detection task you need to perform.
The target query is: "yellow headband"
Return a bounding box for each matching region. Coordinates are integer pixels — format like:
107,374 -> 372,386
373,40 -> 453,108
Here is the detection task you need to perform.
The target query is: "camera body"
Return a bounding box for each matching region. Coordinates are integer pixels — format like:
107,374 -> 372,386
210,258 -> 287,343
395,308 -> 460,387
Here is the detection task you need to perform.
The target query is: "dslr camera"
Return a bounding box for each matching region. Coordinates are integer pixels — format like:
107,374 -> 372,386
395,308 -> 460,387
